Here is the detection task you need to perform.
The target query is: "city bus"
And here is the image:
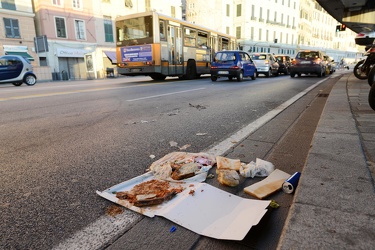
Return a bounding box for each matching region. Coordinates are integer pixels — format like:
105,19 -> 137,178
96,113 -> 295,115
115,11 -> 237,80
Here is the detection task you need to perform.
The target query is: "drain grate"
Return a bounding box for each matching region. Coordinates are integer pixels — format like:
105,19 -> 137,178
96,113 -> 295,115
318,93 -> 329,97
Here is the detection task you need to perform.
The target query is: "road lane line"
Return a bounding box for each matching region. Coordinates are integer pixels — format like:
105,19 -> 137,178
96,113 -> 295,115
53,78 -> 328,249
126,88 -> 206,102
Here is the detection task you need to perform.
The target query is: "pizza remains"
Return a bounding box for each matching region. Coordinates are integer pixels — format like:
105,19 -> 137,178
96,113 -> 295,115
116,179 -> 183,207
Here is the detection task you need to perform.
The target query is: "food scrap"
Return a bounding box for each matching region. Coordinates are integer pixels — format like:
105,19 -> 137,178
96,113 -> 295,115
116,179 -> 183,207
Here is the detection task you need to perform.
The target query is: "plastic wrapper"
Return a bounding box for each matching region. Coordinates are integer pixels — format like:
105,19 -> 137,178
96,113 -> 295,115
239,158 -> 275,178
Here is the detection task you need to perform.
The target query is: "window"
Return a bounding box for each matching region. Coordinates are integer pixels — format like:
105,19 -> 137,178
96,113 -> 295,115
1,0 -> 16,10
236,27 -> 241,39
75,19 -> 85,40
159,21 -> 166,41
3,18 -> 20,38
55,17 -> 67,38
183,28 -> 197,47
226,26 -> 230,35
52,0 -> 63,6
102,0 -> 110,2
145,0 -> 150,11
171,6 -> 176,17
226,4 -> 230,17
104,16 -> 114,42
73,0 -> 82,9
124,0 -> 132,8
236,4 -> 241,17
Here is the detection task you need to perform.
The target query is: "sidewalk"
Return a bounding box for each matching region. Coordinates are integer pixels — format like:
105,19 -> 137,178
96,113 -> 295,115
278,74 -> 375,249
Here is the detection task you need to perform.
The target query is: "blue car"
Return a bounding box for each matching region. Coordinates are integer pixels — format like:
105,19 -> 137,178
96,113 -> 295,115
0,55 -> 37,86
210,50 -> 257,82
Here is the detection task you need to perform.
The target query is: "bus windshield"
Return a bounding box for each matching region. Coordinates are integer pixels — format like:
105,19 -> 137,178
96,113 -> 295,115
116,16 -> 153,46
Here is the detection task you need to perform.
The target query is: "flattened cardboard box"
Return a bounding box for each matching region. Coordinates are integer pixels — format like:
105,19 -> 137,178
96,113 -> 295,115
97,171 -> 271,241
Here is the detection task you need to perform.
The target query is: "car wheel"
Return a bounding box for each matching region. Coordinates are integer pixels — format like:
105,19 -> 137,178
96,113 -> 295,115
297,73 -> 301,77
290,73 -> 295,78
285,67 -> 290,75
150,74 -> 167,81
211,76 -> 217,82
265,68 -> 271,77
317,70 -> 322,77
237,71 -> 244,82
24,75 -> 37,86
251,72 -> 256,80
228,76 -> 233,81
13,82 -> 23,86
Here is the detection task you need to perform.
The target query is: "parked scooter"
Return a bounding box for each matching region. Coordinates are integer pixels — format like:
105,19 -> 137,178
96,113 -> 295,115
353,42 -> 375,81
0,55 -> 37,86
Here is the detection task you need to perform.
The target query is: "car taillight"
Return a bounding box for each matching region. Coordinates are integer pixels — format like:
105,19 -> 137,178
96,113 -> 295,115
211,66 -> 218,69
291,59 -> 296,65
356,33 -> 366,37
368,47 -> 375,53
230,66 -> 240,69
265,60 -> 269,65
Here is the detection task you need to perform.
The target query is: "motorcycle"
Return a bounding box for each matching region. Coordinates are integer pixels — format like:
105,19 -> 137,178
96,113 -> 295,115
353,42 -> 375,81
369,81 -> 375,110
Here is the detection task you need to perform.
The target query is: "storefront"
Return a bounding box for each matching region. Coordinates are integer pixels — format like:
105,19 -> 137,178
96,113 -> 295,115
3,45 -> 35,62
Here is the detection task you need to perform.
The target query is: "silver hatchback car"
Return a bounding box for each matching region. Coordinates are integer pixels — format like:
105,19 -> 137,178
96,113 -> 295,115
250,53 -> 279,77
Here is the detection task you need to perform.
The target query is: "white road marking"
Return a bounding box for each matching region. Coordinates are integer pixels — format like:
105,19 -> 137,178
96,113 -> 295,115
126,88 -> 206,102
53,78 -> 328,249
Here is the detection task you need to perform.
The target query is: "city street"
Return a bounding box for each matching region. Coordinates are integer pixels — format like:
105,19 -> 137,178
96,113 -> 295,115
1,74 -> 335,249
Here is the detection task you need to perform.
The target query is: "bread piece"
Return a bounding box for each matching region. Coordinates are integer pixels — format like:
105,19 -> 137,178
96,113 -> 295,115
216,156 -> 241,171
171,162 -> 201,180
217,169 -> 240,187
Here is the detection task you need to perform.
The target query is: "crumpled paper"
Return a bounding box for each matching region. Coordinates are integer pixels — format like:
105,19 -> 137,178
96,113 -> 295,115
239,158 -> 275,178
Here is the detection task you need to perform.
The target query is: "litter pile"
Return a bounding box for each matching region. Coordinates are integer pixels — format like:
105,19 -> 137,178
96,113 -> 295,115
97,152 -> 299,240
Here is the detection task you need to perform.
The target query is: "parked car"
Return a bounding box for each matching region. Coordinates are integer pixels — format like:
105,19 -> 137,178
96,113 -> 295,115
290,50 -> 327,77
250,53 -> 279,77
210,50 -> 257,82
274,54 -> 292,75
0,55 -> 37,86
355,30 -> 375,46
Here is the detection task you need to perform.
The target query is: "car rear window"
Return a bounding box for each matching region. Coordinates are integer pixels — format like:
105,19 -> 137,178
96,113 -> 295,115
251,54 -> 267,60
215,52 -> 236,61
297,51 -> 320,59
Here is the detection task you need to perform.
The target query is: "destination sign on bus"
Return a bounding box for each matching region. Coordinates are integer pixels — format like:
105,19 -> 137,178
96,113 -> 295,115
120,45 -> 152,62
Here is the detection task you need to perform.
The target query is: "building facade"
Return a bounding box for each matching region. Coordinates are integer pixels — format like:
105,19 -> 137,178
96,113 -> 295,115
185,0 -> 360,62
0,0 -> 51,80
30,0 -> 182,81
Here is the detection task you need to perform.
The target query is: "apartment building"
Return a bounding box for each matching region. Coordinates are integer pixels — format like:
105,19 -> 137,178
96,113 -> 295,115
0,0 -> 36,61
185,0 -> 360,62
31,0 -> 182,80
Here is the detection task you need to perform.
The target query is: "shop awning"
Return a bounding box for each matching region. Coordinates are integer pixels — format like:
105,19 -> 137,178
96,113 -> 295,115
104,51 -> 117,64
5,51 -> 34,61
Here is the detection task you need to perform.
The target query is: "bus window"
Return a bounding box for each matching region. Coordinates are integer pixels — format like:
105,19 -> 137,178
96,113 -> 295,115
160,20 -> 166,41
197,32 -> 208,48
116,16 -> 153,45
184,28 -> 197,47
221,37 -> 229,50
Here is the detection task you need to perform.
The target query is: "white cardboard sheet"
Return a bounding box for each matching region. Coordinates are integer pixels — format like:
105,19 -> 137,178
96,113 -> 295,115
97,172 -> 271,241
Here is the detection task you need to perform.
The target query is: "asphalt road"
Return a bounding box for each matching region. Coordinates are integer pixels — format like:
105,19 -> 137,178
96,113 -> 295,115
0,74 -> 331,249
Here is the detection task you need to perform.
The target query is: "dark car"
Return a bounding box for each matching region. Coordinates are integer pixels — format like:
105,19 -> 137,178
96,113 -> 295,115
274,54 -> 292,75
290,50 -> 327,77
0,55 -> 37,86
210,50 -> 257,82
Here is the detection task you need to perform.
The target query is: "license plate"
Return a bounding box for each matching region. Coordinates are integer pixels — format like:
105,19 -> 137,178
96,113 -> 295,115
218,71 -> 229,74
300,61 -> 311,64
130,68 -> 141,72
